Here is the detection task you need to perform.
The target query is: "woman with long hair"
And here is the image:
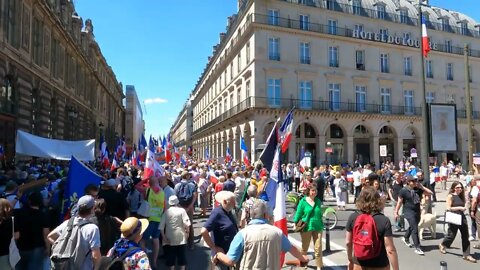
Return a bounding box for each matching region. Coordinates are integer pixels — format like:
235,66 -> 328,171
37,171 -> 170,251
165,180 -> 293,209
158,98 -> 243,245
0,198 -> 13,269
91,199 -> 122,255
293,183 -> 324,270
346,188 -> 399,270
438,181 -> 476,263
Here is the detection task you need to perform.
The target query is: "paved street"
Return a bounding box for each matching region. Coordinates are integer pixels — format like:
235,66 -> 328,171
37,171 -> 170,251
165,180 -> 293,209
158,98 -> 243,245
154,179 -> 480,269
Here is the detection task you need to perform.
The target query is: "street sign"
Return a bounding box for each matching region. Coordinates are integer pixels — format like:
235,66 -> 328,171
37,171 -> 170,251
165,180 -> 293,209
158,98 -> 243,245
325,147 -> 333,153
379,145 -> 387,157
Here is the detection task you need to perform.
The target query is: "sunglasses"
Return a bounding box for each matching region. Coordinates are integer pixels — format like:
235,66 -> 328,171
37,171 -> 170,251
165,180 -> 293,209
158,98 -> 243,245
454,186 -> 463,189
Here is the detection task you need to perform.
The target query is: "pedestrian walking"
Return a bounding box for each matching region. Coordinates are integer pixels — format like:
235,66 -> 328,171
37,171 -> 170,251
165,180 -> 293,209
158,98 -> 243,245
293,183 -> 324,269
438,181 -> 476,263
394,176 -> 432,255
346,187 -> 399,270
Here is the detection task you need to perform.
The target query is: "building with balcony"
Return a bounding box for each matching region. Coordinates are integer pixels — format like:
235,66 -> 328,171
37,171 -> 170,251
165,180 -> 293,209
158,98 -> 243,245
171,99 -> 193,151
176,0 -> 480,167
125,85 -> 144,153
0,0 -> 125,162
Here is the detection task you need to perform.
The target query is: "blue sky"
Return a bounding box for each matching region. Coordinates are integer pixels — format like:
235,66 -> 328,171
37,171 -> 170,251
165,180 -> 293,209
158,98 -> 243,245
74,0 -> 479,139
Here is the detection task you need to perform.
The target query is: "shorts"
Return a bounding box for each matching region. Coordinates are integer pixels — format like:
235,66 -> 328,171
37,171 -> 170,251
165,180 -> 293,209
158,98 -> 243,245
142,221 -> 160,240
164,244 -> 186,266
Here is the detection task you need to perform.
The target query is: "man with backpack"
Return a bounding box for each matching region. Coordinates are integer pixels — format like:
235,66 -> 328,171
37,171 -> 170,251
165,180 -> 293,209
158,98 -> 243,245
174,171 -> 197,250
48,195 -> 101,270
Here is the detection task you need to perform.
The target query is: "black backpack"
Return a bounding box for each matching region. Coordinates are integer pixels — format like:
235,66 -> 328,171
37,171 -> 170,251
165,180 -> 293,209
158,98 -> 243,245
177,182 -> 194,207
98,246 -> 139,270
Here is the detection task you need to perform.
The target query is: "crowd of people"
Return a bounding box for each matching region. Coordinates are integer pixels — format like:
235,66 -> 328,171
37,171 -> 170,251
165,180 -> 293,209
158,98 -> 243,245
0,157 -> 478,270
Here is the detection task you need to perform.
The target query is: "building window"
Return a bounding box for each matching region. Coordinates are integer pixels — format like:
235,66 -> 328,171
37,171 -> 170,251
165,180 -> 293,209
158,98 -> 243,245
328,19 -> 337,35
380,53 -> 389,73
267,78 -> 281,107
376,4 -> 386,20
352,0 -> 362,15
268,37 -> 280,61
299,42 -> 310,64
355,85 -> 367,112
445,40 -> 452,53
400,9 -> 408,24
246,42 -> 250,63
326,0 -> 335,10
246,81 -> 250,97
299,15 -> 310,30
460,22 -> 468,35
6,0 -> 20,48
237,52 -> 241,72
380,88 -> 391,113
328,46 -> 339,67
426,92 -> 435,103
404,90 -> 414,114
328,83 -> 341,111
32,17 -> 44,66
230,62 -> 234,80
299,81 -> 312,109
0,77 -> 15,114
441,18 -> 449,32
268,9 -> 279,26
426,60 -> 433,78
404,57 -> 412,76
356,50 -> 365,70
230,93 -> 234,108
447,63 -> 454,80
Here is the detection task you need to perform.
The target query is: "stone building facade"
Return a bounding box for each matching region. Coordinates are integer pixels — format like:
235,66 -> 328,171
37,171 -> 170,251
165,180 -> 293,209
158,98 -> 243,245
173,0 -> 480,167
0,0 -> 124,161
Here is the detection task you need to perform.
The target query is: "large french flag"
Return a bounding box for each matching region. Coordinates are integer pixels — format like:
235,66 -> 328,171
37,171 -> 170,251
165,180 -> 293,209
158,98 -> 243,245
421,15 -> 430,57
144,136 -> 164,182
259,121 -> 278,172
240,136 -> 250,167
270,146 -> 287,267
225,146 -> 232,165
279,110 -> 294,153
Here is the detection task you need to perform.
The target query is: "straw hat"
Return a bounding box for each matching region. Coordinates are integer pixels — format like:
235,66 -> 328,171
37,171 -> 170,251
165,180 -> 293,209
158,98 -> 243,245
120,217 -> 149,240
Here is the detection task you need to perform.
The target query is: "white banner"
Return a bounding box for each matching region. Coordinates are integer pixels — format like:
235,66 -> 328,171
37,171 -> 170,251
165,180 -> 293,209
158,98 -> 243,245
16,130 -> 95,161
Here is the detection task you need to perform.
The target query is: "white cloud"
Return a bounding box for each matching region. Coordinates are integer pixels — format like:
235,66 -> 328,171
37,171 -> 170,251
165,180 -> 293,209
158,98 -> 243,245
144,98 -> 168,104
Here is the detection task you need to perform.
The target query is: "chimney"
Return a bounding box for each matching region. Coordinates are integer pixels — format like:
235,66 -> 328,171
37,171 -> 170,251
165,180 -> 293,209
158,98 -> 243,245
219,33 -> 226,43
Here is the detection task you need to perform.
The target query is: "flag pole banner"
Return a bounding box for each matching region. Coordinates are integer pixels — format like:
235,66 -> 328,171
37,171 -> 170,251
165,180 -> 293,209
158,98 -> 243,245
15,130 -> 95,161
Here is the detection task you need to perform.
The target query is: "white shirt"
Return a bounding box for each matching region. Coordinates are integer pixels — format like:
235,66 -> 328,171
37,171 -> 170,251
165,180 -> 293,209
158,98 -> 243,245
440,166 -> 448,177
159,206 -> 191,246
470,186 -> 480,211
353,171 -> 362,187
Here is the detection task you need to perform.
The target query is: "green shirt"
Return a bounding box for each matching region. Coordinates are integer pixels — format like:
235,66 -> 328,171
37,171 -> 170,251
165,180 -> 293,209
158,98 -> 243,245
293,197 -> 324,232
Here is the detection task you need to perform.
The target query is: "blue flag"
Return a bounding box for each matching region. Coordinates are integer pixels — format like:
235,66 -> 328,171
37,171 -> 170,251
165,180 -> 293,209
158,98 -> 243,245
66,156 -> 102,214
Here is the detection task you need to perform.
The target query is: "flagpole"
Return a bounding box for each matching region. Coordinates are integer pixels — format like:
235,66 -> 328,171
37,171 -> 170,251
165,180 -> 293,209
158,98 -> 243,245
418,5 -> 430,183
464,44 -> 474,171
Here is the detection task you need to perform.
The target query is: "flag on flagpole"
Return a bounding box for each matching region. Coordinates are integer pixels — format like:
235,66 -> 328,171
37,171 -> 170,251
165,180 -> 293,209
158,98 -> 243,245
208,168 -> 219,185
144,136 -> 165,182
225,146 -> 232,165
421,15 -> 430,57
205,147 -> 210,161
111,156 -> 118,171
259,121 -> 278,172
279,110 -> 294,153
240,136 -> 250,167
102,147 -> 110,169
268,146 -> 287,267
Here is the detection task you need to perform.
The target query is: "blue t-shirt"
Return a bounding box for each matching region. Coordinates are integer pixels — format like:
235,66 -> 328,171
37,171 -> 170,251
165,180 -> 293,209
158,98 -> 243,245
203,206 -> 238,252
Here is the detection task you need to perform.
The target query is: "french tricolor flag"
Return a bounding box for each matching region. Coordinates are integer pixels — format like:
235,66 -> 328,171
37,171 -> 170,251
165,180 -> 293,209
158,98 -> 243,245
270,146 -> 287,267
279,110 -> 294,153
240,136 -> 250,167
421,15 -> 430,57
225,146 -> 232,165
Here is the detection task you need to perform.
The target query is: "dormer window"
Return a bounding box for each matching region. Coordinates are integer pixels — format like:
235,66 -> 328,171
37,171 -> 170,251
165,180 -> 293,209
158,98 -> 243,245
399,9 -> 408,24
441,18 -> 449,32
352,0 -> 362,15
460,22 -> 468,35
377,4 -> 386,20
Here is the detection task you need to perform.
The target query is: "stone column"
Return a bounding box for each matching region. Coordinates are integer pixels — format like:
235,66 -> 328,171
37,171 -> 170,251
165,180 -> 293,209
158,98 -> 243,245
395,136 -> 404,165
318,135 -> 326,164
371,136 -> 380,168
347,136 -> 354,165
250,135 -> 256,163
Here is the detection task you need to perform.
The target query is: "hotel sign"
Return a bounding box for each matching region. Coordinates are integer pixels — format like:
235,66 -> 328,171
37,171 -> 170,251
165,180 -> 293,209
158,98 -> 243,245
352,30 -> 438,50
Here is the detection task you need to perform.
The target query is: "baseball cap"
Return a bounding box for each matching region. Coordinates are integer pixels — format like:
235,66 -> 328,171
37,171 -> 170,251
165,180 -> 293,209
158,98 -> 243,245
77,195 -> 95,210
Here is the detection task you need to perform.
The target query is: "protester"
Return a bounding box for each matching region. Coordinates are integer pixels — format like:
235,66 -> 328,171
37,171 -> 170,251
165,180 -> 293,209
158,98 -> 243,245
213,199 -> 309,269
438,181 -> 476,262
346,187 -> 399,270
98,178 -> 129,221
239,185 -> 258,228
126,177 -> 143,217
15,192 -> 50,270
201,191 -> 238,270
470,175 -> 480,249
388,172 -> 405,232
174,171 -> 197,250
48,195 -> 101,270
333,171 -> 347,210
160,195 -> 191,270
197,172 -> 210,216
0,198 -> 13,269
140,175 -> 166,267
293,183 -> 324,269
106,217 -> 151,270
394,175 -> 432,255
91,198 -> 122,255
